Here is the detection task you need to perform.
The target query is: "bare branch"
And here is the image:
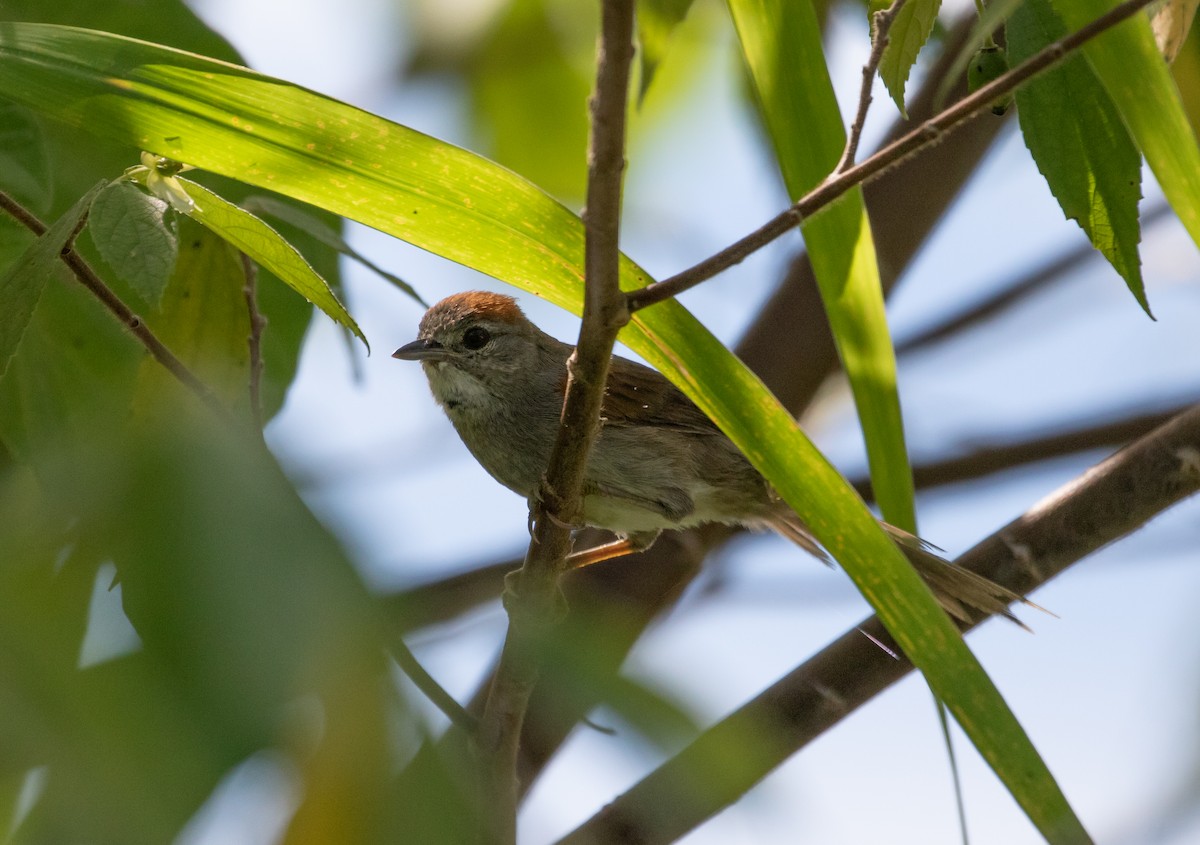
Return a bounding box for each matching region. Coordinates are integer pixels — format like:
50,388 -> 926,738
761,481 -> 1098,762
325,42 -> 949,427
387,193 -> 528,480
474,2 -> 636,841
0,189 -> 227,419
626,0 -> 1159,312
837,0 -> 907,174
560,401 -> 1200,845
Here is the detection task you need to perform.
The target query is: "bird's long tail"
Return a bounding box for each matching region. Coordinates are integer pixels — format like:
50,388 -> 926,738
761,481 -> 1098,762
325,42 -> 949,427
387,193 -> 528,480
766,506 -> 1036,628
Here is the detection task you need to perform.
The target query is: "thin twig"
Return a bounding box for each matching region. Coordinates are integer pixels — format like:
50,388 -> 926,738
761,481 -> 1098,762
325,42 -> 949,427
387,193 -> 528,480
0,190 -> 227,418
474,2 -> 636,842
560,401 -> 1200,845
240,252 -> 267,431
626,0 -> 1159,313
837,0 -> 908,174
389,638 -> 478,733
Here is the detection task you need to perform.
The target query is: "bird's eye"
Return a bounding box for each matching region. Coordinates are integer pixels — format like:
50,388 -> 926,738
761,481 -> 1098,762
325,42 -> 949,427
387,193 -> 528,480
461,326 -> 491,350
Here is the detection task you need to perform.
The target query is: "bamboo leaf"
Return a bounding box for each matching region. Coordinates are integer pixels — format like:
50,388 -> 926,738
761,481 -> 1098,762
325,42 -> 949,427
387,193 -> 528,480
176,179 -> 366,348
727,0 -> 1090,841
727,0 -> 915,530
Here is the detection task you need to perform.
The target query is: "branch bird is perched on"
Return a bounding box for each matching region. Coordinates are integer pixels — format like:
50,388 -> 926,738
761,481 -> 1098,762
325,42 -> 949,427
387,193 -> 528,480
394,291 -> 1028,624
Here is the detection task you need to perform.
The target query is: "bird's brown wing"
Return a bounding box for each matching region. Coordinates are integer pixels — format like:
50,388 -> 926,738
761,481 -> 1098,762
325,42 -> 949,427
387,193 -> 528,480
600,354 -> 721,435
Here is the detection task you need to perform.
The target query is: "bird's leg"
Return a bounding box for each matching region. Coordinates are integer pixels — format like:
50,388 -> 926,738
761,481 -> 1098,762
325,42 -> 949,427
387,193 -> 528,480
565,530 -> 660,570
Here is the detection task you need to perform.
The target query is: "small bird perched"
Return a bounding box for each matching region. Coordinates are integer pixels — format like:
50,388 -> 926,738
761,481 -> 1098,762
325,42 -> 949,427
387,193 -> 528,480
394,290 -> 1027,624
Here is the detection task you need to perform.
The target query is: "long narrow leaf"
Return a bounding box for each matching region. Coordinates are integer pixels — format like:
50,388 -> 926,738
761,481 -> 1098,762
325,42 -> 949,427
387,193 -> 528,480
727,0 -> 1089,841
726,0 -> 916,530
175,179 -> 367,347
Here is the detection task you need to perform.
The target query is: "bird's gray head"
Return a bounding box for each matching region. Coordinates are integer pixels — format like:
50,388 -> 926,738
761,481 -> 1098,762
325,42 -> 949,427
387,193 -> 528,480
392,291 -> 544,406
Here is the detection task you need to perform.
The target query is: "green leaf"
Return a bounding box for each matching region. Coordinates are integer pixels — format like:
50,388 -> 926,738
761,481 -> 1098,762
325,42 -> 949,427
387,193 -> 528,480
727,0 -> 915,530
0,102 -> 51,214
878,0 -> 943,116
1049,0 -> 1200,258
1008,0 -> 1147,313
0,181 -> 104,380
728,0 -> 1090,841
174,179 -> 367,349
637,0 -> 696,102
241,193 -> 426,306
88,179 -> 179,305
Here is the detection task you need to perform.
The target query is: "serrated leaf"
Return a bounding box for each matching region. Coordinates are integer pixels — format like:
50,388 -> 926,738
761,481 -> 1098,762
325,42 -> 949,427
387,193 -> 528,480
0,101 -> 52,213
1009,0 -> 1147,313
1049,0 -> 1200,262
878,0 -> 943,116
637,0 -> 696,102
242,194 -> 426,306
0,181 -> 104,380
88,180 -> 179,305
174,179 -> 367,349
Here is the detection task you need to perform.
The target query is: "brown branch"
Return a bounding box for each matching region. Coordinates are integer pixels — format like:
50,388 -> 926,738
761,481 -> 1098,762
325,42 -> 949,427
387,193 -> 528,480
474,2 -> 636,841
837,0 -> 907,174
0,189 -> 227,418
626,0 -> 1159,313
560,401 -> 1200,845
240,252 -> 266,431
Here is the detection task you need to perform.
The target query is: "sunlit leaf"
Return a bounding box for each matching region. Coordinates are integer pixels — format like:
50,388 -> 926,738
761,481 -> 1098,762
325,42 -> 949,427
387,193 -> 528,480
1009,0 -> 1146,313
726,0 -> 915,529
174,179 -> 366,348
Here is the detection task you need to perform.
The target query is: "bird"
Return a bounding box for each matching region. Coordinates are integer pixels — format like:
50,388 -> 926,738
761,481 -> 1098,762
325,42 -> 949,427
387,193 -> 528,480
394,290 -> 1029,625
